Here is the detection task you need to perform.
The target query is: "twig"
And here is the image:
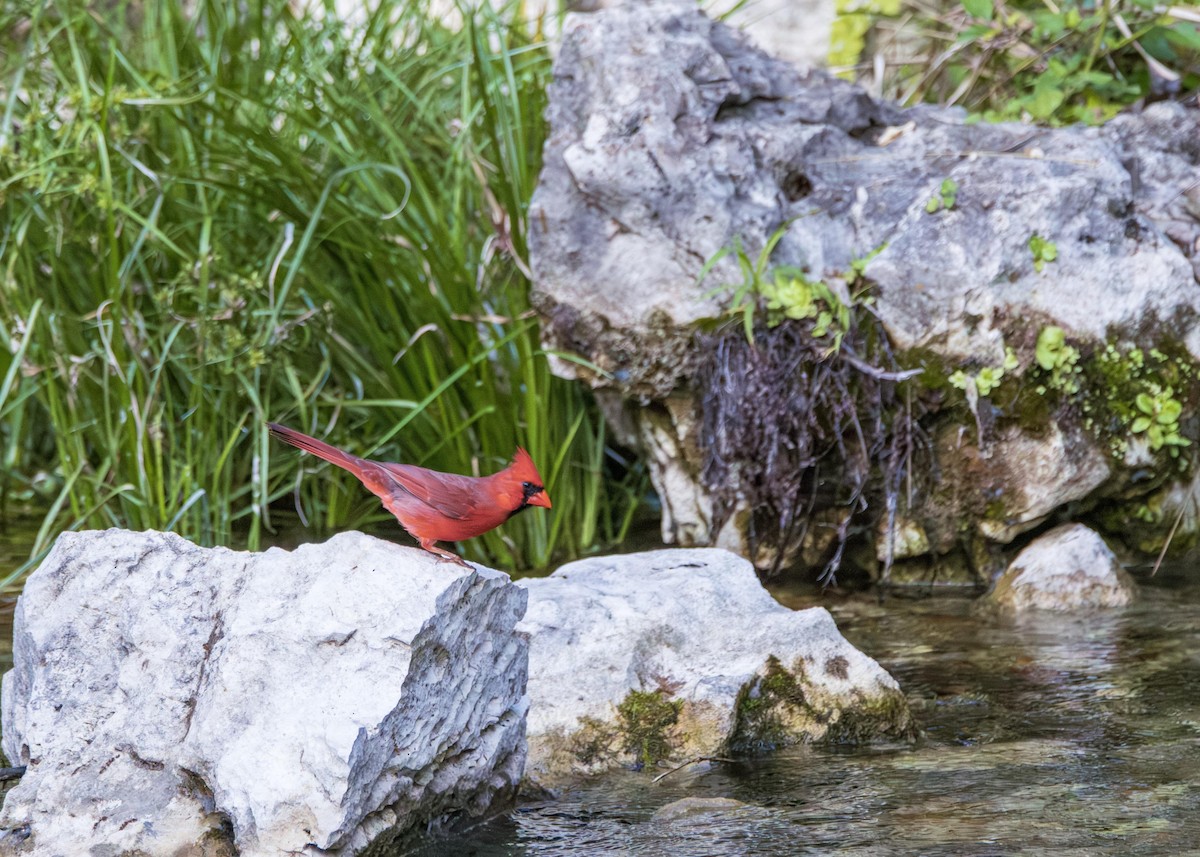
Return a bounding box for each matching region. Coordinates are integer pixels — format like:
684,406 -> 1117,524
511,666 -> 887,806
839,351 -> 924,382
1112,11 -> 1181,84
652,756 -> 736,784
1150,490 -> 1192,577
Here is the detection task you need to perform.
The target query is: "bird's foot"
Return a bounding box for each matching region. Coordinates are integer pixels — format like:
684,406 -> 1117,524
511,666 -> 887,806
419,540 -> 472,568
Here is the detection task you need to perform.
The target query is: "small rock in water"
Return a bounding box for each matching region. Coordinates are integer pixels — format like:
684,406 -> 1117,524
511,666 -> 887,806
652,796 -> 748,822
983,523 -> 1137,612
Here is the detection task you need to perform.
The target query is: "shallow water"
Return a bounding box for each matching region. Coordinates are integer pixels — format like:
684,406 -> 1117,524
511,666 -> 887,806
405,568 -> 1200,856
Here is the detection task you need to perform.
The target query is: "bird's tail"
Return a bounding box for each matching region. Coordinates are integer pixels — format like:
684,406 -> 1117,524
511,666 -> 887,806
267,423 -> 366,474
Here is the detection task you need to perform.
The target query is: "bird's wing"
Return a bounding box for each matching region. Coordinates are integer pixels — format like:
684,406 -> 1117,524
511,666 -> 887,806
377,462 -> 486,521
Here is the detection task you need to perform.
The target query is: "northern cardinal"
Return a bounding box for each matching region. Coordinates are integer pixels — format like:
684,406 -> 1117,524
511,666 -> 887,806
267,422 -> 551,566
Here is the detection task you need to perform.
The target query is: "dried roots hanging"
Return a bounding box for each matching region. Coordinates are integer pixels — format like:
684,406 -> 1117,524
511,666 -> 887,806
695,313 -> 922,583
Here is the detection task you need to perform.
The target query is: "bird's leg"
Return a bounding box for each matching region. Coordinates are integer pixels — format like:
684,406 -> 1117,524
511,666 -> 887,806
418,538 -> 472,568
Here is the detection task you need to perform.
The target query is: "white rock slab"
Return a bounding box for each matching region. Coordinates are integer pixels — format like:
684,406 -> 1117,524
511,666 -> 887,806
983,523 -> 1137,612
0,529 -> 528,856
517,549 -> 911,782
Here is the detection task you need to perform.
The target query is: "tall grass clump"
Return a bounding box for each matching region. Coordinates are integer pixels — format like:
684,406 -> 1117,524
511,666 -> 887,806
0,0 -> 641,584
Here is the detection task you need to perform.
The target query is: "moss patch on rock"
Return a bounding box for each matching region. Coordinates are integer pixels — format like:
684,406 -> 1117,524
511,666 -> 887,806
729,655 -> 914,752
617,689 -> 684,768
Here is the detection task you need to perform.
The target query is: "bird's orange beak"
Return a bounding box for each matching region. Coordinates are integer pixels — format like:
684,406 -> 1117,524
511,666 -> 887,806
529,491 -> 552,509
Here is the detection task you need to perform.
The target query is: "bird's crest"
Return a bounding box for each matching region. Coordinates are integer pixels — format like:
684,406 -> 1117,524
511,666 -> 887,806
509,446 -> 543,484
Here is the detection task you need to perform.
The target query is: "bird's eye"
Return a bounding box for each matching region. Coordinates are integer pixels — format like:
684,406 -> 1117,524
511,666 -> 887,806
522,481 -> 533,491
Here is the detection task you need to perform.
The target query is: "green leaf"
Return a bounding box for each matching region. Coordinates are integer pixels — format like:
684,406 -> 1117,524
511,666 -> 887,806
1135,392 -> 1156,415
1164,24 -> 1200,53
1131,415 -> 1153,433
1028,78 -> 1066,120
961,0 -> 993,20
958,23 -> 994,42
1158,399 -> 1182,424
1035,325 -> 1065,371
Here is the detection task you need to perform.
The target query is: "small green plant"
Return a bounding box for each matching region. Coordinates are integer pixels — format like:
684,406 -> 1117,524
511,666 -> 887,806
925,178 -> 959,214
1035,326 -> 1073,371
1029,234 -> 1058,273
848,242 -> 888,281
949,347 -> 1018,397
1132,388 -> 1190,453
1033,335 -> 1196,467
1033,325 -> 1082,395
702,226 -> 856,353
760,269 -> 851,351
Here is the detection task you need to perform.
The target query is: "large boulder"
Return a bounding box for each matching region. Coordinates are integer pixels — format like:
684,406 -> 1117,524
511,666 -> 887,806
516,549 -> 913,784
0,530 -> 528,856
530,0 -> 1200,576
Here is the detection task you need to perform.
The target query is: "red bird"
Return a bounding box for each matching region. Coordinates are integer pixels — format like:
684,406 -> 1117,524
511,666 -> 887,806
267,422 -> 551,566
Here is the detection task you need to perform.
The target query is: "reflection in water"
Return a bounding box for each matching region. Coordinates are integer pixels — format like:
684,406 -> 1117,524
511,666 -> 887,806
1,545 -> 1199,855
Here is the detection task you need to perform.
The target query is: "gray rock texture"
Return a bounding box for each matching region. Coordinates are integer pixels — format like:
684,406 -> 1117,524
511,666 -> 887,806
516,549 -> 912,783
0,530 -> 528,857
983,524 -> 1137,612
529,0 -> 1200,571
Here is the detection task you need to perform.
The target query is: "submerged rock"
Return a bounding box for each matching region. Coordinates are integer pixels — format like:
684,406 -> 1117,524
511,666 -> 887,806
651,796 -> 750,822
516,549 -> 913,784
982,524 -> 1137,612
0,529 -> 528,856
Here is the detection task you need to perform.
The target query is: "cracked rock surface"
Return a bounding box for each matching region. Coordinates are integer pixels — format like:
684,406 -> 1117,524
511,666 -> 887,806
0,529 -> 528,856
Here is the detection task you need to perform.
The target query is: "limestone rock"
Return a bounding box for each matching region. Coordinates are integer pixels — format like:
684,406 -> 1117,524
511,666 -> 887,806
983,524 -> 1137,612
531,0 -> 901,402
926,420 -> 1113,547
516,549 -> 912,784
529,0 -> 1200,569
0,529 -> 528,856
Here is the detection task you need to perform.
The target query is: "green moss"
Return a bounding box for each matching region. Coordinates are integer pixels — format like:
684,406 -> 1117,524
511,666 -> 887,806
731,656 -> 811,752
823,689 -> 916,744
732,656 -> 915,751
982,497 -> 1008,521
895,347 -> 958,394
570,716 -> 619,767
616,690 -> 682,768
1066,336 -> 1198,468
938,329 -> 1199,474
1091,486 -> 1200,556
